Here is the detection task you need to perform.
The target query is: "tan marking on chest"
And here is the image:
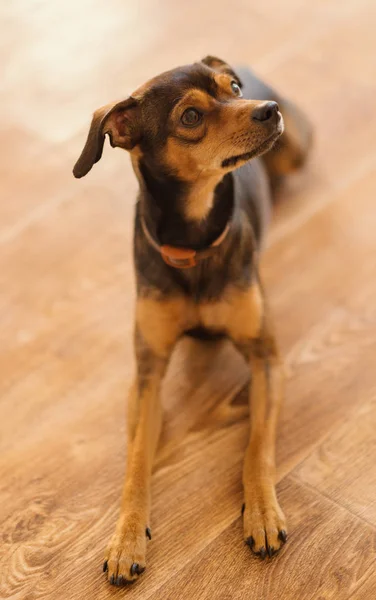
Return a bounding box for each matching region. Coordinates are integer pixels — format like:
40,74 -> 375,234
137,296 -> 198,356
199,284 -> 263,341
184,173 -> 223,221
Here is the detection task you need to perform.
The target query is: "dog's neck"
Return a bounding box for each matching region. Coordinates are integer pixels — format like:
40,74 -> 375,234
136,160 -> 234,250
183,172 -> 223,221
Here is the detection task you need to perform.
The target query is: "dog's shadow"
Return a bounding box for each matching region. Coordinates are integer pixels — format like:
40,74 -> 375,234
155,336 -> 250,470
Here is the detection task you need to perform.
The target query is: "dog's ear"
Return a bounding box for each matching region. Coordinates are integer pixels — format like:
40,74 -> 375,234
201,55 -> 243,88
73,97 -> 140,178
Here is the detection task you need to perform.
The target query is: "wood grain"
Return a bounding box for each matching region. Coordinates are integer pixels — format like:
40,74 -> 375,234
295,394 -> 376,526
347,573 -> 376,600
157,478 -> 376,600
1,0 -> 376,599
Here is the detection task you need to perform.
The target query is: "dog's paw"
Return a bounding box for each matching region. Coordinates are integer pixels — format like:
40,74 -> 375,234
103,516 -> 151,585
243,490 -> 287,559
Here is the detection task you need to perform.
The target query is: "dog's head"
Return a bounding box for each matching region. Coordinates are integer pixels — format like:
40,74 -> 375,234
73,56 -> 283,182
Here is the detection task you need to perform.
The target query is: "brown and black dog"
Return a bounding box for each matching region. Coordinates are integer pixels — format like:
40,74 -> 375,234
73,56 -> 312,585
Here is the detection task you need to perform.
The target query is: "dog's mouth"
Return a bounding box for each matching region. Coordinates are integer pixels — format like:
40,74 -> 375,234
221,125 -> 283,169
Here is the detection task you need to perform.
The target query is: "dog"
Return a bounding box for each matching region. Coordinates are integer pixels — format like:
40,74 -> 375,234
73,55 -> 312,585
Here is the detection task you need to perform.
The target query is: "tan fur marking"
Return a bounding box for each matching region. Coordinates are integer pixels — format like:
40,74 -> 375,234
200,284 -> 263,339
213,73 -> 237,97
166,98 -> 271,176
136,296 -> 195,356
174,88 -> 216,112
184,172 -> 223,221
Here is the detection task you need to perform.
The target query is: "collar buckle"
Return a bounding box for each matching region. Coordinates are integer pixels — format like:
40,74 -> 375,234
160,245 -> 197,269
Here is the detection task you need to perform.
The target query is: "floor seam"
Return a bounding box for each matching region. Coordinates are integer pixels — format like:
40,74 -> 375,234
290,474 -> 376,533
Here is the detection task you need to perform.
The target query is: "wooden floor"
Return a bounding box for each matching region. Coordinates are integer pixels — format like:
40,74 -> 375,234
1,1 -> 376,598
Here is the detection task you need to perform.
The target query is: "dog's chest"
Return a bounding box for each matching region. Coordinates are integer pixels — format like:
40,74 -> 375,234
182,283 -> 262,341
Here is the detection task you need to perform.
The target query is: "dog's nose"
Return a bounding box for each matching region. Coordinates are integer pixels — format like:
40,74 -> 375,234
252,101 -> 279,122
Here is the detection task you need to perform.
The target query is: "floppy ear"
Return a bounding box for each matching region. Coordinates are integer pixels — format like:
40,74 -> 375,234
73,96 -> 140,178
201,55 -> 243,88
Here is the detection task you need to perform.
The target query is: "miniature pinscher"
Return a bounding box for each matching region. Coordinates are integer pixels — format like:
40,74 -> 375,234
73,56 -> 312,585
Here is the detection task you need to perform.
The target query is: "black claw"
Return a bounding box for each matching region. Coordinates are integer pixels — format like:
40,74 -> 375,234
131,562 -> 145,576
258,546 -> 267,560
267,545 -> 275,558
110,574 -> 115,585
241,503 -> 245,516
245,535 -> 255,548
103,560 -> 108,573
279,529 -> 287,544
146,527 -> 152,540
116,575 -> 124,586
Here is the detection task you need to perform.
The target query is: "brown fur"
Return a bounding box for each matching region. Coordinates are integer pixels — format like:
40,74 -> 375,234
73,56 -> 312,585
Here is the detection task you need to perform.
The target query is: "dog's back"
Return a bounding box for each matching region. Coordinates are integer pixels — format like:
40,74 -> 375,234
233,67 -> 313,250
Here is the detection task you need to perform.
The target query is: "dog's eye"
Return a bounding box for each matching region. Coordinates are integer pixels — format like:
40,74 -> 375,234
181,108 -> 202,127
231,81 -> 242,97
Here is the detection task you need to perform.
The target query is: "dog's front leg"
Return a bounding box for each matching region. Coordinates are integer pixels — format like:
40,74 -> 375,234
104,339 -> 166,585
240,329 -> 287,558
229,282 -> 287,559
104,296 -> 183,585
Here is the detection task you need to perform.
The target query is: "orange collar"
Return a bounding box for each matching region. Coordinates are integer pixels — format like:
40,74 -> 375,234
140,216 -> 231,269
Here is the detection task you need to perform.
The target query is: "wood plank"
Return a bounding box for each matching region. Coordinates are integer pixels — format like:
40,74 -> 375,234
294,394 -> 376,526
266,166 -> 376,474
346,573 -> 376,600
152,478 -> 376,600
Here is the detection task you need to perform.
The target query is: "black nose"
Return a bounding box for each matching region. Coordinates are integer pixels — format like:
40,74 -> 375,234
252,101 -> 279,122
